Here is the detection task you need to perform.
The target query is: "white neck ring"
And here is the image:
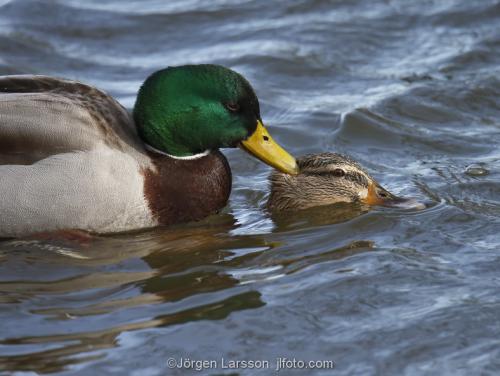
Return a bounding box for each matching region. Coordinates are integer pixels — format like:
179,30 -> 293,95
144,144 -> 211,160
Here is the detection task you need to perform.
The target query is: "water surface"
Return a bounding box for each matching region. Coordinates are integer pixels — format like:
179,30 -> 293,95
1,0 -> 500,375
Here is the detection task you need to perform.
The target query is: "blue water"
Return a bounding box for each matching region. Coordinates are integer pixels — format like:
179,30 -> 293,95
0,0 -> 499,375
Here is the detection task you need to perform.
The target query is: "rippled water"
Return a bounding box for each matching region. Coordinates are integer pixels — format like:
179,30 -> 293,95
1,0 -> 500,375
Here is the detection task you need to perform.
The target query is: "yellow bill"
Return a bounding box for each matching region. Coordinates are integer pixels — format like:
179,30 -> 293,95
240,120 -> 298,175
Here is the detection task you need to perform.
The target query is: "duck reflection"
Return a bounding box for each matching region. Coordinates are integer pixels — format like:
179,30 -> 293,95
0,216 -> 267,373
0,208 -> 376,374
270,202 -> 370,230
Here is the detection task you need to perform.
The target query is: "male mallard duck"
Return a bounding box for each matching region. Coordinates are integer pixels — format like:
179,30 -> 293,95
0,64 -> 298,237
268,152 -> 416,211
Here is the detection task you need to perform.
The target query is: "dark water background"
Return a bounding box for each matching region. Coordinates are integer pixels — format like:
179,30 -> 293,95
1,0 -> 500,375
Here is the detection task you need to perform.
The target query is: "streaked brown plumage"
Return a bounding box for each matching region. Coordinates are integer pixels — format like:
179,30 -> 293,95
268,152 -> 400,211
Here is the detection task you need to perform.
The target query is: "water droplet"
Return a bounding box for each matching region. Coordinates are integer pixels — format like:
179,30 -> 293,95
465,164 -> 489,177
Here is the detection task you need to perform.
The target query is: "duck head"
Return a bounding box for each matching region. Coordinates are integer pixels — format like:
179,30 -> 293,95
268,152 -> 416,211
133,64 -> 297,174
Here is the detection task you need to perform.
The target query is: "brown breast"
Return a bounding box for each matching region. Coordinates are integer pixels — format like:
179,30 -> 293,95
142,150 -> 232,226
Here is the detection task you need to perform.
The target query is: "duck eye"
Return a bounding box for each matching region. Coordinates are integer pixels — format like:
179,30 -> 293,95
332,168 -> 345,177
225,102 -> 240,112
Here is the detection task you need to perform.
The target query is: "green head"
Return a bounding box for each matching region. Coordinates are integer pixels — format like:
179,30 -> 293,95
134,64 -> 260,157
133,64 -> 298,175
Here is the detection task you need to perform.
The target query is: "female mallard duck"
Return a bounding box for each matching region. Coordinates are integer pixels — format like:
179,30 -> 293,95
268,152 -> 418,211
0,64 -> 298,237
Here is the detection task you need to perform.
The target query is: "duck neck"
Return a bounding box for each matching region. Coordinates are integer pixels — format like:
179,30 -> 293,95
142,150 -> 232,226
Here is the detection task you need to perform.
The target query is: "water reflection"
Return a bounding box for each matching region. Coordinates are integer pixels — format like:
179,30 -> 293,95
270,202 -> 370,230
0,210 -> 378,374
0,223 -> 268,373
0,290 -> 263,374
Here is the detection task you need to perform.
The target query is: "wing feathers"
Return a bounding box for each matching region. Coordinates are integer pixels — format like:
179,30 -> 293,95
0,75 -> 143,164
